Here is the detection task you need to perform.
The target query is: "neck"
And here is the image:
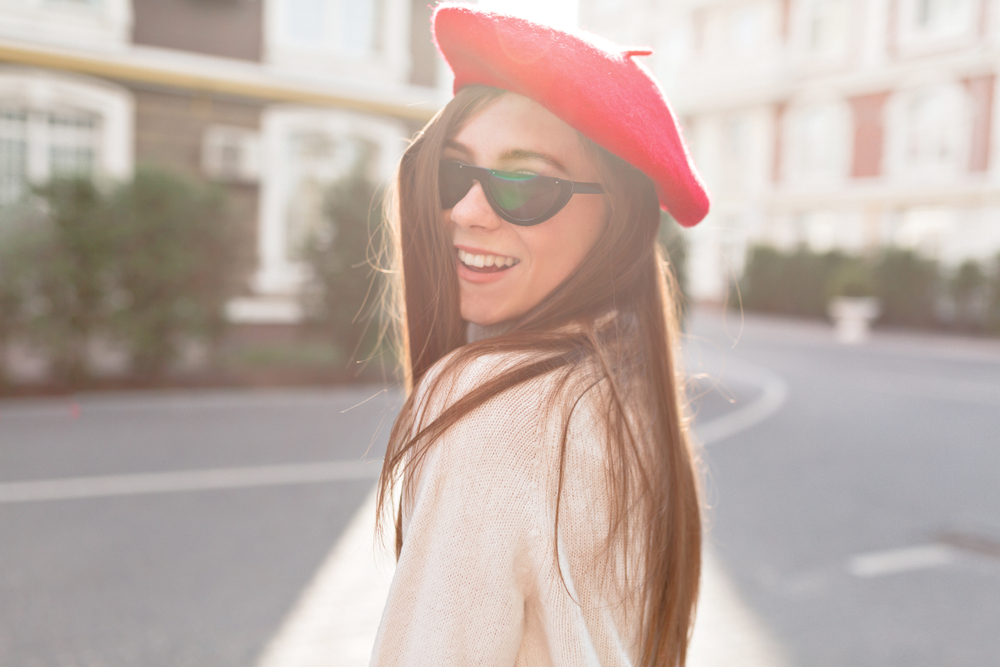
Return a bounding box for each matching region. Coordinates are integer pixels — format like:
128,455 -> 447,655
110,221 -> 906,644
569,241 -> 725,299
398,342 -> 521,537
465,320 -> 513,343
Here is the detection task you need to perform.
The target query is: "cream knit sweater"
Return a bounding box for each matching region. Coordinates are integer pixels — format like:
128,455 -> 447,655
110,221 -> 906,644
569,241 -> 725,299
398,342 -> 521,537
370,351 -> 642,666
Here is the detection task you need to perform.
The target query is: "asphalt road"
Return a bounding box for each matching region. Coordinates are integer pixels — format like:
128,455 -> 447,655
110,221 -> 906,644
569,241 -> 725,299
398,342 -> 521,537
686,308 -> 1000,667
0,387 -> 401,667
1,308 -> 998,666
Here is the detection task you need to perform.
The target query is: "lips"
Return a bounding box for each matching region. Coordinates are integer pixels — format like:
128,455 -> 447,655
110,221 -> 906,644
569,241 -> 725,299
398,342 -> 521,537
456,248 -> 519,273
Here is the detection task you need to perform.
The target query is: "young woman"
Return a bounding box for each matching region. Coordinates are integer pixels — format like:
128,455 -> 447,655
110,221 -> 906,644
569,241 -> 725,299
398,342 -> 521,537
372,5 -> 710,666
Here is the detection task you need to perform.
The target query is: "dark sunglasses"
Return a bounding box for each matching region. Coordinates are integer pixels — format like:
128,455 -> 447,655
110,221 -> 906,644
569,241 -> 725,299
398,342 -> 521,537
439,160 -> 604,226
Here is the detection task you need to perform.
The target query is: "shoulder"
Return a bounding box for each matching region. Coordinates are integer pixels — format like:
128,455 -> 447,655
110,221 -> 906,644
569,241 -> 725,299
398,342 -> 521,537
413,348 -> 550,427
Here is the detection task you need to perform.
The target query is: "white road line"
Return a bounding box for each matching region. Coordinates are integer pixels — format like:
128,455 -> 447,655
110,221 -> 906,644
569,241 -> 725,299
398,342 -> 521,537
864,373 -> 1000,407
847,544 -> 957,578
255,360 -> 792,667
0,386 -> 398,419
0,461 -> 381,504
695,360 -> 789,446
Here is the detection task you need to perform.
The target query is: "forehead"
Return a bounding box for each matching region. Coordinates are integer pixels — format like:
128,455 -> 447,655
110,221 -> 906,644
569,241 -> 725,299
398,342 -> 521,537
449,92 -> 596,177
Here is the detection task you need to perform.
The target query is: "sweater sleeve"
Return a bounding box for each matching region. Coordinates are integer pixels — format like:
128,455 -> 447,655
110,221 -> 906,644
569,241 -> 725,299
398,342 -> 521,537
370,359 -> 545,667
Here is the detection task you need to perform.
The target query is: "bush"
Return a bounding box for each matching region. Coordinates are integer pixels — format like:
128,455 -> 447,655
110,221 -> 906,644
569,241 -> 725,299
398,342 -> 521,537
302,151 -> 383,366
950,259 -> 988,331
30,178 -> 117,383
109,167 -> 239,376
738,244 -> 960,332
827,259 -> 876,299
658,214 -> 689,302
0,203 -> 48,384
873,248 -> 940,328
1,167 -> 239,385
740,245 -> 849,318
986,254 -> 1000,333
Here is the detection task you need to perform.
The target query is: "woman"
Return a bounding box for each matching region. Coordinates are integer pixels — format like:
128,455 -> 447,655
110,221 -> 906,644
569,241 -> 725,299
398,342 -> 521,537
372,5 -> 710,666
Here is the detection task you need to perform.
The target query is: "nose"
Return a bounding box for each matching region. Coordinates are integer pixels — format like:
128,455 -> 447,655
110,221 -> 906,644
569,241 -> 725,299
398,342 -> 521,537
448,179 -> 502,231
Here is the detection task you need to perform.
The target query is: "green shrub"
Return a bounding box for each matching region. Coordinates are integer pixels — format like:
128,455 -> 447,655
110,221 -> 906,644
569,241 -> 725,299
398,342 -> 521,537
986,253 -> 1000,333
827,260 -> 876,299
873,248 -> 940,328
658,214 -> 689,303
109,166 -> 239,376
302,151 -> 383,367
0,202 -> 47,384
740,244 -> 849,318
30,178 -> 117,383
950,259 -> 988,331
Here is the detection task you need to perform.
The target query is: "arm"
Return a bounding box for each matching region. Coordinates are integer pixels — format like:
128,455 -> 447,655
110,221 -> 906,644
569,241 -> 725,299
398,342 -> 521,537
371,375 -> 544,666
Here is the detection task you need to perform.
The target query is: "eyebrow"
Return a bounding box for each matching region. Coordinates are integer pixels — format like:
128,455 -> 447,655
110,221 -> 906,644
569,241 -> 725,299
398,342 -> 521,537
444,141 -> 570,175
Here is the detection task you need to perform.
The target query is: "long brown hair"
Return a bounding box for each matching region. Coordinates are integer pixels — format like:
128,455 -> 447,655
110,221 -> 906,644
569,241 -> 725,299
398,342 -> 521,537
376,85 -> 701,667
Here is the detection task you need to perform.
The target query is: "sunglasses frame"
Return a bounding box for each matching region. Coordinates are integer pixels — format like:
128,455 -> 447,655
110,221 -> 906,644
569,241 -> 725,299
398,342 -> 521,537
439,160 -> 605,226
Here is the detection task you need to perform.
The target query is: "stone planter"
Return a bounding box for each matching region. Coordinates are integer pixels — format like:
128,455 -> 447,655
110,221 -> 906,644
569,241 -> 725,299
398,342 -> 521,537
828,296 -> 881,344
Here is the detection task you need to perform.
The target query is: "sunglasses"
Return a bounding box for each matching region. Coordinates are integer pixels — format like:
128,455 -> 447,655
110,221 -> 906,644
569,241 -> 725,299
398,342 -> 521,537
439,160 -> 604,226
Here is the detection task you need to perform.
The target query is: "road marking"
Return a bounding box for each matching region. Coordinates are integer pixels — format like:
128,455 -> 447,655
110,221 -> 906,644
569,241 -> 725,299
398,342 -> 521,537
255,358 -> 792,667
0,386 -> 399,419
695,360 -> 789,446
864,373 -> 1000,406
0,460 -> 381,504
847,544 -> 956,578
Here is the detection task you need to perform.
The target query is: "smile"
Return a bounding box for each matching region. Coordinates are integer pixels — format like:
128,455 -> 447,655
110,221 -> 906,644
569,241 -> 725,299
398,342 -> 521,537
457,248 -> 519,273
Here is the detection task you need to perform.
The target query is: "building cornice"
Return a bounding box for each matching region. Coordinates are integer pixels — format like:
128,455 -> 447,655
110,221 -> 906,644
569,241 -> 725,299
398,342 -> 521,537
0,37 -> 446,121
764,182 -> 1000,212
673,47 -> 999,114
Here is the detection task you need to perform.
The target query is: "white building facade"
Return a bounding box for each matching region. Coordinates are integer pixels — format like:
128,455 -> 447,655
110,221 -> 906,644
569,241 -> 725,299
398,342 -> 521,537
0,0 -> 448,325
581,0 -> 1000,301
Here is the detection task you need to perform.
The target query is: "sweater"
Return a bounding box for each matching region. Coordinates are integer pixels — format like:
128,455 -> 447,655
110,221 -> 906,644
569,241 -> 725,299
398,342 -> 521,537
370,350 -> 642,666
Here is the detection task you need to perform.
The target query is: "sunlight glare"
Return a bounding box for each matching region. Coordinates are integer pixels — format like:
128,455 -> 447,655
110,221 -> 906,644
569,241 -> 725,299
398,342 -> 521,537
475,0 -> 580,30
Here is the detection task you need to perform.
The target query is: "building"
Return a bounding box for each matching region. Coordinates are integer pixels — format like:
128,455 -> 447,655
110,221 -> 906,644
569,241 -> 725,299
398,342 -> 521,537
0,0 -> 448,324
581,0 -> 1000,301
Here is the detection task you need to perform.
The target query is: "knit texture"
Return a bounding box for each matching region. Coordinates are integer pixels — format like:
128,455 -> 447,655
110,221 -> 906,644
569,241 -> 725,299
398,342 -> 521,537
432,3 -> 710,227
371,352 -> 641,666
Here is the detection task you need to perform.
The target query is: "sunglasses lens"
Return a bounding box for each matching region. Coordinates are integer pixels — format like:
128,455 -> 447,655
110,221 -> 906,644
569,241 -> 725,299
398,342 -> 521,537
487,173 -> 561,223
439,161 -> 473,210
439,161 -> 568,225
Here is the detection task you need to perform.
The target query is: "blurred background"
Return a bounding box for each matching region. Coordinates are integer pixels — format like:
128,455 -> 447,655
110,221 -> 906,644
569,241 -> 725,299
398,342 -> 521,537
0,0 -> 997,665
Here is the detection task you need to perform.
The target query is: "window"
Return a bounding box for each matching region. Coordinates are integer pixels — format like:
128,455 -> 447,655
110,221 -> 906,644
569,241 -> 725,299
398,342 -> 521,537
265,0 -> 411,83
886,84 -> 967,178
275,0 -> 379,58
251,107 -> 406,298
0,71 -> 132,206
0,0 -> 131,47
0,110 -> 28,205
784,100 -> 851,184
913,0 -> 975,35
802,0 -> 851,57
896,0 -> 977,50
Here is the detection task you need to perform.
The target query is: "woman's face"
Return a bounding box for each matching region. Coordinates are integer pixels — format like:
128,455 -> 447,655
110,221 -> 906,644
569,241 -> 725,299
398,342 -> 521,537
442,93 -> 608,326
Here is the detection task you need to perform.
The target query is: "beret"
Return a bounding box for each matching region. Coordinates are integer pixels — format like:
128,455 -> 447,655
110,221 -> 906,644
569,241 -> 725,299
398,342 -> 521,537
431,3 -> 710,227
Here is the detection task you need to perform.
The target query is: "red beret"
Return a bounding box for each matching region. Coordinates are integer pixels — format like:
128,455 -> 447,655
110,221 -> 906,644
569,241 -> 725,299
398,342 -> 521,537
431,3 -> 710,227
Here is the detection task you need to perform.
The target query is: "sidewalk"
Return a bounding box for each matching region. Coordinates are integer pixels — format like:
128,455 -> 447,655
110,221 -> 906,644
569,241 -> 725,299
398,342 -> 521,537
253,344 -> 794,667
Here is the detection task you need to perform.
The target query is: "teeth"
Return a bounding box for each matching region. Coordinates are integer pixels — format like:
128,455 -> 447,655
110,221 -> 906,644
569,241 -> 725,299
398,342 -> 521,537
457,249 -> 516,268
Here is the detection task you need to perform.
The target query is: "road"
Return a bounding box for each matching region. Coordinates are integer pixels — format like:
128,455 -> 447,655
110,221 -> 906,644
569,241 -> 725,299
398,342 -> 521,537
0,387 -> 400,667
686,308 -> 1000,667
1,307 -> 998,666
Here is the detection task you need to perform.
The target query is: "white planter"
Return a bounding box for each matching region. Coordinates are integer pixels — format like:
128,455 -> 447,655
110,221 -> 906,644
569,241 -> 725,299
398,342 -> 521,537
828,297 -> 881,344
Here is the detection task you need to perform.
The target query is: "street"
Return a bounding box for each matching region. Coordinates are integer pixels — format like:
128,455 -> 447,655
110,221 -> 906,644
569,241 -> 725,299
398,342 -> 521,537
1,307 -> 998,666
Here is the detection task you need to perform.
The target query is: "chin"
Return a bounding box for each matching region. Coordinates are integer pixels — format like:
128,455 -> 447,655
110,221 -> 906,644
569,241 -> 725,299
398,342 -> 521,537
461,302 -> 510,327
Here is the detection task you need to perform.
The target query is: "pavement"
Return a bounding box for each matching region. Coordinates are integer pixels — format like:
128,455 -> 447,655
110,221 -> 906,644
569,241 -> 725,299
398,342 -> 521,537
2,306 -> 999,665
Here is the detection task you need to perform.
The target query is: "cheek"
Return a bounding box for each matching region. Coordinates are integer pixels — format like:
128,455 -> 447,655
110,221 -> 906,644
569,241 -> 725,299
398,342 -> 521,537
524,208 -> 606,286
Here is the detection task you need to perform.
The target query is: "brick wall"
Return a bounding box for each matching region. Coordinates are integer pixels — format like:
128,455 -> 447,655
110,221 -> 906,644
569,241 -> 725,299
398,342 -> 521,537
133,0 -> 263,61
